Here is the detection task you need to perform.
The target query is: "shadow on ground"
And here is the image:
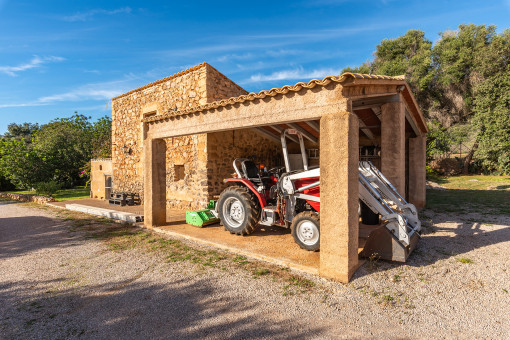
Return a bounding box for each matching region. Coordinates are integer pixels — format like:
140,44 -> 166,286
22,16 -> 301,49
354,188 -> 510,278
0,214 -> 77,260
0,277 -> 326,339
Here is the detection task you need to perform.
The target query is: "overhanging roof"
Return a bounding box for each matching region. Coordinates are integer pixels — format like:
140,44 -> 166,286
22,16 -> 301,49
142,72 -> 427,135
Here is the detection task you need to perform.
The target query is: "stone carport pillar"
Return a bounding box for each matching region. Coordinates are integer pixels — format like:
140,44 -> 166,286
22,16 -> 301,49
319,110 -> 359,283
144,135 -> 167,228
381,98 -> 406,194
408,135 -> 427,208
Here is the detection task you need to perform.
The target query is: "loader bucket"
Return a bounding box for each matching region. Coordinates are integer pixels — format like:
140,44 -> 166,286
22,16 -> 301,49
185,200 -> 219,227
359,225 -> 419,262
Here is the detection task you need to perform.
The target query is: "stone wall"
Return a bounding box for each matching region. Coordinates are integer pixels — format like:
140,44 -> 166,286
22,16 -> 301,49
111,62 -> 249,210
111,64 -> 208,201
205,63 -> 247,102
206,129 -> 282,199
90,159 -> 112,200
0,192 -> 55,204
165,134 -> 209,209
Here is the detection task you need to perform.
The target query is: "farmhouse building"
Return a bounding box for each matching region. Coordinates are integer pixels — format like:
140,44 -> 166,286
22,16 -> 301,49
94,62 -> 427,282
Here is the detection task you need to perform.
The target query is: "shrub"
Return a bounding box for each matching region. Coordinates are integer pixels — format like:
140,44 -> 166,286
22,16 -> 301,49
34,181 -> 61,197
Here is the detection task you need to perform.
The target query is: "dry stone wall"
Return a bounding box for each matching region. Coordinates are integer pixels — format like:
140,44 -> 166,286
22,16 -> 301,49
0,192 -> 55,204
111,65 -> 208,206
207,129 -> 282,199
205,64 -> 247,102
112,63 -> 251,210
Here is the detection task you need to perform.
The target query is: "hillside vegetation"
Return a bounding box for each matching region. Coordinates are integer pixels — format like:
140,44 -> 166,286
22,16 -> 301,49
344,24 -> 510,175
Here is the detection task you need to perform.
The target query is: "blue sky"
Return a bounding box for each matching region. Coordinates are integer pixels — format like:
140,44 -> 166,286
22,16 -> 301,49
0,0 -> 509,133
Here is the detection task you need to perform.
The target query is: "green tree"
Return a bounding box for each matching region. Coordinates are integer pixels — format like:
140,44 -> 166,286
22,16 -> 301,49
373,30 -> 433,93
471,30 -> 510,174
1,122 -> 40,142
346,24 -> 510,174
429,24 -> 497,126
426,121 -> 452,162
342,61 -> 373,75
91,116 -> 112,158
0,114 -> 112,189
31,114 -> 93,187
0,139 -> 47,188
0,122 -> 40,189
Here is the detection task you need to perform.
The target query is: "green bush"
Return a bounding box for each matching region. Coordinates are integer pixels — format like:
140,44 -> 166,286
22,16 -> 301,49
34,181 -> 61,197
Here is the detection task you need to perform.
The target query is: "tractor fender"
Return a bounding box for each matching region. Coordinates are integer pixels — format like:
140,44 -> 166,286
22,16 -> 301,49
225,178 -> 267,208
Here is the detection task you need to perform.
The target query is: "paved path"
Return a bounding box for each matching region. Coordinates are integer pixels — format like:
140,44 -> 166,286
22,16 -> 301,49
1,201 -> 509,339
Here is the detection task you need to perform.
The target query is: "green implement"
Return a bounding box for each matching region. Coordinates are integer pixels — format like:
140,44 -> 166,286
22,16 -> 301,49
185,200 -> 219,227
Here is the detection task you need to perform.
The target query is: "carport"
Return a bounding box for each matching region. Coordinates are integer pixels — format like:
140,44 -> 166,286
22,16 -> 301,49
142,73 -> 427,282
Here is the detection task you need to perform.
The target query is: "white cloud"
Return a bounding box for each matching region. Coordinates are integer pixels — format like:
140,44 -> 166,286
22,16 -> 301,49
0,102 -> 47,108
245,67 -> 342,83
62,7 -> 132,22
0,56 -> 65,76
37,81 -> 128,103
217,53 -> 253,62
0,77 -> 136,109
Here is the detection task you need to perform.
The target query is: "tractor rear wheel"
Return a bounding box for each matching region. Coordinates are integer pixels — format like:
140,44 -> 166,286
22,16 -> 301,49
217,186 -> 261,235
291,211 -> 320,251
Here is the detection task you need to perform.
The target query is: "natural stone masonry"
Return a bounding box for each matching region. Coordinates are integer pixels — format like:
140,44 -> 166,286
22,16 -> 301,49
206,129 -> 282,198
112,63 -> 260,209
140,70 -> 428,283
0,192 -> 55,204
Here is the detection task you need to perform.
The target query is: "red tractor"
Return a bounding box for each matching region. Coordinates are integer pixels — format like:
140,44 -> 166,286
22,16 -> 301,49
217,129 -> 322,251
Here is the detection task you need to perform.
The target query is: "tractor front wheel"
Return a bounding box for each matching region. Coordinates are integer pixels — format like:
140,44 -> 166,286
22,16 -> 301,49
291,211 -> 320,251
217,186 -> 261,235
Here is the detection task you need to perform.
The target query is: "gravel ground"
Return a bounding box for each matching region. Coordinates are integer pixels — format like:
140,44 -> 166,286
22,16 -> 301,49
1,200 -> 509,339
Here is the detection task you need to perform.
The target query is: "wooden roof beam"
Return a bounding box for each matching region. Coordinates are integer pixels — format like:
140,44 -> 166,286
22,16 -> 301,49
304,120 -> 320,133
266,125 -> 300,144
253,127 -> 282,144
287,123 -> 319,143
358,119 -> 376,141
352,94 -> 399,111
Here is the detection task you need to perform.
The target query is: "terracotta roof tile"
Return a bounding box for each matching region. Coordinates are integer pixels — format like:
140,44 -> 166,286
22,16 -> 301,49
144,73 -> 405,123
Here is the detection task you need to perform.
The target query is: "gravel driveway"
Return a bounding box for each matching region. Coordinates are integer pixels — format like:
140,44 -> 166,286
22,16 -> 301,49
1,200 -> 509,339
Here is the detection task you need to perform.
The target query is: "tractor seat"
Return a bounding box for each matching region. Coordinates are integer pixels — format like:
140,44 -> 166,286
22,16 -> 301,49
242,160 -> 272,186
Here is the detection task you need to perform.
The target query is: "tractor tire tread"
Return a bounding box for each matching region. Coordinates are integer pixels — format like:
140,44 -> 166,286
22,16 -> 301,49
218,185 -> 261,236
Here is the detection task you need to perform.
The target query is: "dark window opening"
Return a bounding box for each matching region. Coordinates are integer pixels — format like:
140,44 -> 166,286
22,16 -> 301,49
174,164 -> 185,181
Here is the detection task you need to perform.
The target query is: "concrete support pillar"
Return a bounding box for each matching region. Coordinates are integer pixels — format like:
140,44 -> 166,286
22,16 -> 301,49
408,136 -> 427,208
319,112 -> 359,283
381,99 -> 406,194
144,137 -> 167,227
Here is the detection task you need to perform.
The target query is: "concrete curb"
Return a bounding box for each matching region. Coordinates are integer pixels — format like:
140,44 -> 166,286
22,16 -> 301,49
64,203 -> 143,223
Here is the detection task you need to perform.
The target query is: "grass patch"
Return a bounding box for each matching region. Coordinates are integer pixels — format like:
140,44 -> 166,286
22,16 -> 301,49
252,268 -> 270,278
426,175 -> 510,214
53,186 -> 90,201
232,255 -> 249,265
457,257 -> 474,264
382,294 -> 394,303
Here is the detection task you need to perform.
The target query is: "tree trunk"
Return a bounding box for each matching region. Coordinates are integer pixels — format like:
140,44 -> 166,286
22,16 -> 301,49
462,142 -> 478,174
